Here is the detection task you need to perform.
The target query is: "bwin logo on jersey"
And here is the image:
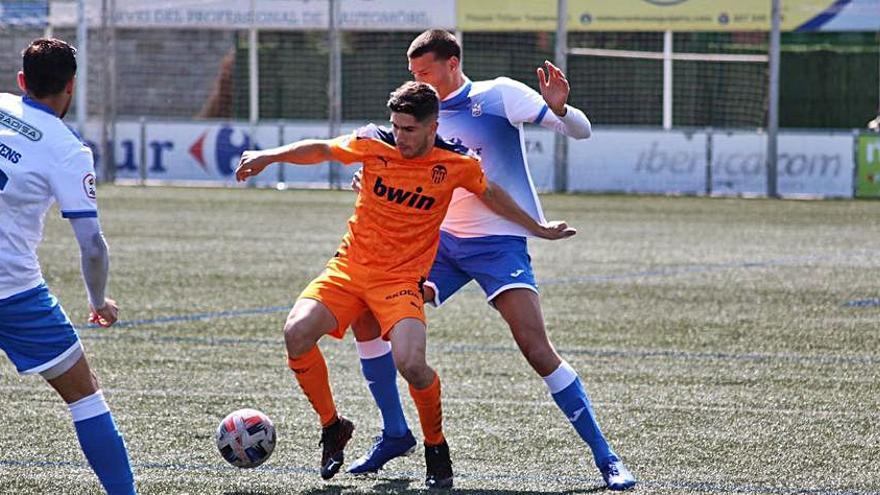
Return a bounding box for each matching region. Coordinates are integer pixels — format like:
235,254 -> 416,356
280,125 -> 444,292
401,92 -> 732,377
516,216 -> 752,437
471,103 -> 482,117
373,176 -> 436,210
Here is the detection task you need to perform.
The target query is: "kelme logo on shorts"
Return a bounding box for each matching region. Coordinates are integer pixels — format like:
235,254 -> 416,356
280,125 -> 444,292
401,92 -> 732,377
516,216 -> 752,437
0,110 -> 42,141
373,176 -> 436,210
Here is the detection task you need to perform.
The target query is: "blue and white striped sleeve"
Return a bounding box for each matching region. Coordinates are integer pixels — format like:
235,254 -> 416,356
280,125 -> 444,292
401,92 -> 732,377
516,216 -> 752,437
497,77 -> 551,126
498,76 -> 592,139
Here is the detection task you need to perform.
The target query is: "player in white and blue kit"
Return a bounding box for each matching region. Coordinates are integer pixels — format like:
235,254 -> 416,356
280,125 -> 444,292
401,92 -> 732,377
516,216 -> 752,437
0,39 -> 136,494
347,30 -> 635,490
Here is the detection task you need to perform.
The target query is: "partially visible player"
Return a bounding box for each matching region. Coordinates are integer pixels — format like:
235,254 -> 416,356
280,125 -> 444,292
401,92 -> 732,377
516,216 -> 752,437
347,30 -> 636,491
0,39 -> 136,495
234,81 -> 574,488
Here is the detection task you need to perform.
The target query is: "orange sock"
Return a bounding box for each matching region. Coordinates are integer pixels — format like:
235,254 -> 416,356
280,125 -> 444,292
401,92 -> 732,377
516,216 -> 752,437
408,373 -> 445,446
288,346 -> 337,427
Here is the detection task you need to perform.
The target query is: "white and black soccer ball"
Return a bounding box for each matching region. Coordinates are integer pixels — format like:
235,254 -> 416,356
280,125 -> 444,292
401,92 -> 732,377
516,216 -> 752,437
215,408 -> 277,468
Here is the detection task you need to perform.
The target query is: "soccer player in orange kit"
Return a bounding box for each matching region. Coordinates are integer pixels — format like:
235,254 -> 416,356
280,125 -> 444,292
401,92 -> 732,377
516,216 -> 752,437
234,81 -> 575,488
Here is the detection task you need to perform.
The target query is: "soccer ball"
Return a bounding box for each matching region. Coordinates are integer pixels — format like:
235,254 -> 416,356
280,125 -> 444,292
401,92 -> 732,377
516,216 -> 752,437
215,408 -> 277,468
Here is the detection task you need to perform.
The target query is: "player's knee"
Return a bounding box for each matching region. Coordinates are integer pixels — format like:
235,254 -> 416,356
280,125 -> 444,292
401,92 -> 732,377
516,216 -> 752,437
283,317 -> 313,356
394,355 -> 430,384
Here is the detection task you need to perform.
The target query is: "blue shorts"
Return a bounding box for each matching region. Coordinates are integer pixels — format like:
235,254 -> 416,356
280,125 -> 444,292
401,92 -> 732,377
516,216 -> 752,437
425,232 -> 538,307
0,283 -> 82,375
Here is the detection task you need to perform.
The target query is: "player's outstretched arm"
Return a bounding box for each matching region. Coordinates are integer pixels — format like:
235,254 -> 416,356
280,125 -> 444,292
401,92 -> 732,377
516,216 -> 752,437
235,140 -> 335,182
478,181 -> 576,240
69,217 -> 117,327
536,60 -> 592,139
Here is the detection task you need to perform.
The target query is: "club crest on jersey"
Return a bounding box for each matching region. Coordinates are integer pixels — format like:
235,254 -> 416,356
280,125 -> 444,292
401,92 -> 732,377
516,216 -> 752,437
471,103 -> 482,117
83,173 -> 96,199
431,165 -> 447,184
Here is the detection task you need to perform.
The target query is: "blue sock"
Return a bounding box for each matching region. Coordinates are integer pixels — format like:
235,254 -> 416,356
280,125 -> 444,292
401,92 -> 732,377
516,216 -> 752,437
70,392 -> 136,495
545,362 -> 616,467
357,339 -> 409,438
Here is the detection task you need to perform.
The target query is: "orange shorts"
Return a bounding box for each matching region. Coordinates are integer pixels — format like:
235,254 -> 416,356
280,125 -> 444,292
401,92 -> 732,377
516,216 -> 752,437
298,256 -> 426,339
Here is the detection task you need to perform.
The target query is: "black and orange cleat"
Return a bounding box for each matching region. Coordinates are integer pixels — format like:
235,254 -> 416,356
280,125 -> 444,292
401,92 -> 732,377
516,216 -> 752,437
319,416 -> 354,480
424,440 -> 453,489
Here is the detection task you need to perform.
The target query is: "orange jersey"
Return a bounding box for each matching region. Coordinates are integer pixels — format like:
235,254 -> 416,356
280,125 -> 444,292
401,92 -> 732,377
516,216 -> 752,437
328,124 -> 487,278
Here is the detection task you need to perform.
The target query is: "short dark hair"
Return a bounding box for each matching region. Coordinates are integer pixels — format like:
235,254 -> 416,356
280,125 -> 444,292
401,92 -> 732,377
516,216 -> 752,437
387,81 -> 439,123
407,29 -> 461,61
22,38 -> 77,98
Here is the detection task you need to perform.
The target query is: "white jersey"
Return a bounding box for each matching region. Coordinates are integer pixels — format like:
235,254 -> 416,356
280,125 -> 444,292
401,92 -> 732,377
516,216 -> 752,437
0,93 -> 97,299
438,77 -> 571,238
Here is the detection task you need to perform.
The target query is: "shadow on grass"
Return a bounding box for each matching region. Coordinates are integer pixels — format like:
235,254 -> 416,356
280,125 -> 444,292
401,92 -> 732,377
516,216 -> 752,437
290,476 -> 606,494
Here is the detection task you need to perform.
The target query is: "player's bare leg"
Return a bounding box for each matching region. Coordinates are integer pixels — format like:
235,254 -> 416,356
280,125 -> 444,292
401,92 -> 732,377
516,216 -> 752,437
46,353 -> 100,403
284,298 -> 354,480
388,318 -> 433,388
493,288 -> 635,491
389,318 -> 452,489
348,312 -> 416,474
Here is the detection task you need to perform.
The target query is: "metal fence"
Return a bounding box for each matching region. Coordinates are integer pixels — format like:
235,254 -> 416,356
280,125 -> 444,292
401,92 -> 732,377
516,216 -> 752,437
1,0 -> 878,193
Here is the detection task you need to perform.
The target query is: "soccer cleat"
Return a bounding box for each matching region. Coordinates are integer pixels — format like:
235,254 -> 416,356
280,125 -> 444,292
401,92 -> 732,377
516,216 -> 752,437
599,457 -> 636,491
424,440 -> 453,489
319,416 -> 354,480
348,429 -> 417,474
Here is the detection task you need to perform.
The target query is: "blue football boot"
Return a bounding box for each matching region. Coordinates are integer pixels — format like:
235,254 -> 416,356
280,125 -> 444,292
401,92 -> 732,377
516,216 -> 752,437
599,456 -> 636,491
347,429 -> 417,474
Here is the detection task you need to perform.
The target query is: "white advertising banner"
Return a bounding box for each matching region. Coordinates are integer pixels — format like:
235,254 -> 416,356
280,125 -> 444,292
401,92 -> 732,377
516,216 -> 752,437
82,122 -> 856,198
567,130 -> 708,194
145,122 -> 281,184
82,121 -> 142,181
83,121 -> 281,185
49,0 -> 455,30
711,132 -> 854,198
279,123 -> 349,187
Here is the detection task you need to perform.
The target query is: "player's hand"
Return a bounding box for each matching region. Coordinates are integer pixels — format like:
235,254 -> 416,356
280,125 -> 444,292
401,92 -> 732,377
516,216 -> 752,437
235,151 -> 271,182
351,168 -> 363,193
534,220 -> 576,240
89,298 -> 118,328
537,60 -> 570,117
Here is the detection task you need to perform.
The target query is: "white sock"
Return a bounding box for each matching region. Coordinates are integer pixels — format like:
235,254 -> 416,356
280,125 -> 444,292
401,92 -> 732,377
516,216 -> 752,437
542,361 -> 578,394
355,337 -> 392,359
68,390 -> 110,422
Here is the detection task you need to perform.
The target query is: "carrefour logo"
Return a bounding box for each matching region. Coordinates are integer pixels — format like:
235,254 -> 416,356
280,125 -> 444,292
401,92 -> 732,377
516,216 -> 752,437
190,125 -> 259,176
642,0 -> 688,5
